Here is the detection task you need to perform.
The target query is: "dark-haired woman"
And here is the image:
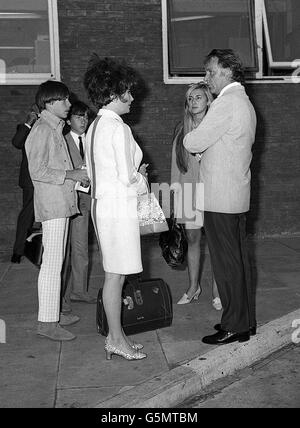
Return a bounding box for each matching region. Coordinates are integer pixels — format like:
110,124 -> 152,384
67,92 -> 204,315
171,83 -> 221,310
84,57 -> 148,361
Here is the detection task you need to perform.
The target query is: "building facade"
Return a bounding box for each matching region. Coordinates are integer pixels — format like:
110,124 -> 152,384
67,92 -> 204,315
1,0 -> 299,253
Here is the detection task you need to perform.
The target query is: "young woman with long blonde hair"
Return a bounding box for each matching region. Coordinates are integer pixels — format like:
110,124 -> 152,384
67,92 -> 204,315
171,83 -> 221,310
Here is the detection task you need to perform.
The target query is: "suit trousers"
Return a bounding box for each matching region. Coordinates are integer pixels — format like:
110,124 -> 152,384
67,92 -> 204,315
61,196 -> 90,303
204,211 -> 256,333
13,186 -> 34,255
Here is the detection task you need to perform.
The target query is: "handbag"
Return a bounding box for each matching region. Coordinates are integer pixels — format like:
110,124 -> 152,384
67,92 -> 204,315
137,182 -> 169,235
96,275 -> 173,336
159,216 -> 188,268
159,188 -> 188,270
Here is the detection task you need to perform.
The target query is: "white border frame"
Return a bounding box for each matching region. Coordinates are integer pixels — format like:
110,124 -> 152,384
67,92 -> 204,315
161,0 -> 300,84
0,0 -> 60,85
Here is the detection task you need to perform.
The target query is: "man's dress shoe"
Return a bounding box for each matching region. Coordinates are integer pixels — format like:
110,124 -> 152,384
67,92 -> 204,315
214,323 -> 257,336
202,330 -> 250,345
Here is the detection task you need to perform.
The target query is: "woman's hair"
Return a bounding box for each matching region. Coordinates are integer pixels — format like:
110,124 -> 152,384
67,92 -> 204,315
175,82 -> 213,174
83,55 -> 138,109
205,49 -> 245,84
35,80 -> 70,111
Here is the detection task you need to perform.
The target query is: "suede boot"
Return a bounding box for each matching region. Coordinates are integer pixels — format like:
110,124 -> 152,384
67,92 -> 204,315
37,321 -> 76,341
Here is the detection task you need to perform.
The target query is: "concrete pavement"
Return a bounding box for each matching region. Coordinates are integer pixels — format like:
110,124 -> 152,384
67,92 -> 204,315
0,235 -> 299,408
179,344 -> 300,408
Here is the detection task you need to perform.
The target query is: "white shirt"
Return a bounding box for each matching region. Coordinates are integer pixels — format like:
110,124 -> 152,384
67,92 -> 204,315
70,131 -> 86,155
217,81 -> 241,98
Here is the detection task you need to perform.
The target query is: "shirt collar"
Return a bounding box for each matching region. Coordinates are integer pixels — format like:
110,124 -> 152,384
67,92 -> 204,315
217,82 -> 241,98
40,110 -> 65,130
98,108 -> 123,123
70,130 -> 85,141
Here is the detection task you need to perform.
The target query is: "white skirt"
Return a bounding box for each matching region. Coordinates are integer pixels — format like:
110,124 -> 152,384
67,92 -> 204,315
91,197 -> 143,275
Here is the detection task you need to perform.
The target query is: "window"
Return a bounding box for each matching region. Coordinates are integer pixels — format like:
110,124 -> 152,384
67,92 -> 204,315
162,0 -> 300,83
0,0 -> 60,85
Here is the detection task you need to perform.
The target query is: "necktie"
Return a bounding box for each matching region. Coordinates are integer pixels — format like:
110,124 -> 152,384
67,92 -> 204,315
78,136 -> 84,159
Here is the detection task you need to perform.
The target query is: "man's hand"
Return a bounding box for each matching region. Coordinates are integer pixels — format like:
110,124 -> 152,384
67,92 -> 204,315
25,111 -> 38,127
25,103 -> 40,127
66,169 -> 90,186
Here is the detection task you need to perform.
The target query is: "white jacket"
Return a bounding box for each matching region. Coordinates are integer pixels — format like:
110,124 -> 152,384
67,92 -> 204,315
86,109 -> 147,200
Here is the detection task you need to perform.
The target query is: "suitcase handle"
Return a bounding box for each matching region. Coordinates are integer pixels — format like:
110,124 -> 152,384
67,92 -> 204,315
126,274 -> 141,288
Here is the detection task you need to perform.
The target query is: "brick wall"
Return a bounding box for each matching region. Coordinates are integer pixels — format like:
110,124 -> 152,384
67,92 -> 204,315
1,0 -> 299,252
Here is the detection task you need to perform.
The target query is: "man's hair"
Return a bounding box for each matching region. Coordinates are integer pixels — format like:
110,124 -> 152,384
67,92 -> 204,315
205,49 -> 245,83
83,55 -> 139,109
68,100 -> 90,118
35,80 -> 70,111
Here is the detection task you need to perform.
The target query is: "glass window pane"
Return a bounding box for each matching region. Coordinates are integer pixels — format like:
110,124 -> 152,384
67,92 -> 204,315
0,0 -> 50,74
168,0 -> 257,75
265,0 -> 300,63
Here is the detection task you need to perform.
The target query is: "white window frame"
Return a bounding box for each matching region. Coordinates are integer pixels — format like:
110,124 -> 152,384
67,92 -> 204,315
0,0 -> 60,85
262,0 -> 298,69
162,0 -> 300,84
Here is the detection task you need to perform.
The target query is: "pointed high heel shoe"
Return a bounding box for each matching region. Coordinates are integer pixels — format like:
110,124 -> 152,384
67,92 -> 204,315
104,340 -> 147,361
177,286 -> 202,305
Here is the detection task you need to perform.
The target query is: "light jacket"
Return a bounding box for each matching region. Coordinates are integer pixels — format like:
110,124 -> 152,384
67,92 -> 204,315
184,85 -> 257,214
86,109 -> 147,200
25,110 -> 79,222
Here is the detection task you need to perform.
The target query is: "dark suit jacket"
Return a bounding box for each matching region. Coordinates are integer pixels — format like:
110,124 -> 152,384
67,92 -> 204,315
12,124 -> 33,188
64,132 -> 91,211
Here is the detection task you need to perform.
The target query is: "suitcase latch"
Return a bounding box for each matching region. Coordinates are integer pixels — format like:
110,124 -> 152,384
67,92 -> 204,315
134,289 -> 143,305
123,296 -> 134,310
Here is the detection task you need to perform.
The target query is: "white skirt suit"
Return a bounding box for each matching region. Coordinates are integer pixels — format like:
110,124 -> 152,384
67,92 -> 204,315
85,109 -> 147,274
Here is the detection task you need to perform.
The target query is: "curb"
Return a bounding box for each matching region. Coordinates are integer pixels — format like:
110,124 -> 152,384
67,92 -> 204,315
95,309 -> 300,408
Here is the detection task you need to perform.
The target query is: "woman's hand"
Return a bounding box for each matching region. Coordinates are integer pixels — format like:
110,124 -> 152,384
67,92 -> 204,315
139,163 -> 149,179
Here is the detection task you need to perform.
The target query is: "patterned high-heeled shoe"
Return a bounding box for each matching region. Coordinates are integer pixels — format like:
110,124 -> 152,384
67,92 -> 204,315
177,286 -> 202,305
104,340 -> 147,361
